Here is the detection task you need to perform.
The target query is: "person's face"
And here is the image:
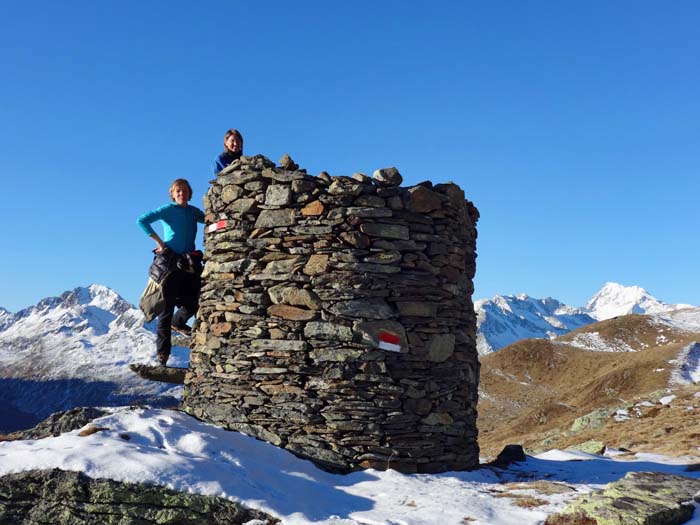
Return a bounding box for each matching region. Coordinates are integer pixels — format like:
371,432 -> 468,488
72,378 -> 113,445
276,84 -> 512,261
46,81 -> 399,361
171,185 -> 191,206
225,133 -> 242,153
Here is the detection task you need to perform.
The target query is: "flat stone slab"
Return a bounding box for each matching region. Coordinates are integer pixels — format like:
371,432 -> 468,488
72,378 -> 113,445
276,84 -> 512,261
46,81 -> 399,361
0,468 -> 276,524
547,471 -> 700,525
130,364 -> 187,384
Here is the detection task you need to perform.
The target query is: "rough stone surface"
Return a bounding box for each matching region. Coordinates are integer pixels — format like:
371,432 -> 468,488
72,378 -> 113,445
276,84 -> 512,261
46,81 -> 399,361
304,322 -> 354,341
130,364 -> 187,384
255,208 -> 296,228
265,184 -> 292,206
183,153 -> 480,474
408,186 -> 443,213
489,444 -> 526,468
0,468 -> 276,524
570,409 -> 614,433
0,407 -> 109,441
359,222 -> 410,240
568,440 -> 606,455
427,334 -> 456,362
548,471 -> 700,525
267,304 -> 317,321
372,167 -> 403,187
278,153 -> 298,171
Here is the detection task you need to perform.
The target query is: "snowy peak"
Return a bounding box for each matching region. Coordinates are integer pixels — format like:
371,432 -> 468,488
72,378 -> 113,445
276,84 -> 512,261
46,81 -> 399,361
584,282 -> 693,321
0,284 -> 148,347
0,307 -> 14,332
5,284 -> 136,337
0,284 -> 179,428
17,284 -> 131,318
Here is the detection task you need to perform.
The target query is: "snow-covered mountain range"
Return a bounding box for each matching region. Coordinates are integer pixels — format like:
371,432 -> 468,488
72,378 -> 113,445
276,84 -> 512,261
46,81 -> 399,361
476,282 -> 694,354
0,285 -> 184,432
1,282 -> 694,431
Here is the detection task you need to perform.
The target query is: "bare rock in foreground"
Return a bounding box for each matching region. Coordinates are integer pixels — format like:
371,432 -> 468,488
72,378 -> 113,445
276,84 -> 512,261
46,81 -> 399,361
0,468 -> 277,525
546,471 -> 700,525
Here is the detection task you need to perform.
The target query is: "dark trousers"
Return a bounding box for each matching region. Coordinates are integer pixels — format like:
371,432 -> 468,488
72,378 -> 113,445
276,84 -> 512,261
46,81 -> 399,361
156,269 -> 201,360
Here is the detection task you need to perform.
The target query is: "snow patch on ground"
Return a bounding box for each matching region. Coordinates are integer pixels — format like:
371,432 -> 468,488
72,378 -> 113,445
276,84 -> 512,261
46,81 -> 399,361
659,395 -> 676,406
652,308 -> 700,332
557,332 -> 636,353
670,342 -> 700,386
1,407 -> 700,525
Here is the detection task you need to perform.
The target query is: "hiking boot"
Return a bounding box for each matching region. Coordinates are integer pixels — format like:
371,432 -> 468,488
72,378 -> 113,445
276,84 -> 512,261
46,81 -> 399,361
171,323 -> 192,336
156,353 -> 169,367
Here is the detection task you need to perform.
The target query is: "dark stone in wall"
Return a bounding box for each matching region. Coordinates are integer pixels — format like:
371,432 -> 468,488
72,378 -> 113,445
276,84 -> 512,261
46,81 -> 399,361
183,154 -> 480,473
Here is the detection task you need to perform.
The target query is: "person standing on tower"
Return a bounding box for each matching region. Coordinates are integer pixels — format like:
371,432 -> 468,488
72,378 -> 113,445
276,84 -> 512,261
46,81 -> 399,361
137,178 -> 205,366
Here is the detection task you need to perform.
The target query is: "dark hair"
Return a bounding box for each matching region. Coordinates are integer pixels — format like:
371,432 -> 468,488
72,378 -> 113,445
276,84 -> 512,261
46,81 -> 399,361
224,128 -> 244,151
170,178 -> 193,201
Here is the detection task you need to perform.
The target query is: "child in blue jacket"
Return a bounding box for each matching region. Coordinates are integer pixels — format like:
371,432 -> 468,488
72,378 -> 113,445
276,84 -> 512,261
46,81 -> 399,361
137,179 -> 205,366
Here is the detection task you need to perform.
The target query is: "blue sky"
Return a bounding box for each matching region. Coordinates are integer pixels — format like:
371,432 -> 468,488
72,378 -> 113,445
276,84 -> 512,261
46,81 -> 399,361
1,1 -> 699,312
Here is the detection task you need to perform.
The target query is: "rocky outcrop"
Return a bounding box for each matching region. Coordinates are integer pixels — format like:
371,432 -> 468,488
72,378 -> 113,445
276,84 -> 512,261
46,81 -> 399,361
546,471 -> 700,525
0,407 -> 108,441
182,154 -> 480,473
488,444 -> 526,468
0,468 -> 277,524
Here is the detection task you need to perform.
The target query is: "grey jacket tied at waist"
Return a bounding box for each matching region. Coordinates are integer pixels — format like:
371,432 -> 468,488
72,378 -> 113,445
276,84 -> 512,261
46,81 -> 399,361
139,248 -> 203,322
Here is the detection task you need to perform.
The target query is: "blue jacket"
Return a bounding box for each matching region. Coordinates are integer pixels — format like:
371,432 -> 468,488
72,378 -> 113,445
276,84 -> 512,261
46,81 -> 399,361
215,150 -> 242,174
137,203 -> 205,254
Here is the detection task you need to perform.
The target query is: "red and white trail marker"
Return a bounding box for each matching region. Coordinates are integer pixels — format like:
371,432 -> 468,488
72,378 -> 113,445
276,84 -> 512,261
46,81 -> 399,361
378,331 -> 401,352
206,220 -> 227,233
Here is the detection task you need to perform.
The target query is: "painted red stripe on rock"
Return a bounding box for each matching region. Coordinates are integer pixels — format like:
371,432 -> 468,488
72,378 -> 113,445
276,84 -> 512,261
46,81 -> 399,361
379,332 -> 400,345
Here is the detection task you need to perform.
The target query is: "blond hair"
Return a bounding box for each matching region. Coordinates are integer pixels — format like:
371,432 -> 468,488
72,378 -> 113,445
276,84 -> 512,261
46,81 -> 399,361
169,178 -> 193,201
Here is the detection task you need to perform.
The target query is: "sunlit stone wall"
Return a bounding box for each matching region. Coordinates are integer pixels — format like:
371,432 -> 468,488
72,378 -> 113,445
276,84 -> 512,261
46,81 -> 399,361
182,154 -> 480,473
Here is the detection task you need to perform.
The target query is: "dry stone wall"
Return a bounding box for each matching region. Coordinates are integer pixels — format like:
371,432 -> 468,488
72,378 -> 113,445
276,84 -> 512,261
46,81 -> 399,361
182,154 -> 480,473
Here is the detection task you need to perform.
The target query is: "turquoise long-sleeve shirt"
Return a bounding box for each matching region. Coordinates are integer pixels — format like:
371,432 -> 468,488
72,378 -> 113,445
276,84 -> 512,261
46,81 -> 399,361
137,203 -> 205,254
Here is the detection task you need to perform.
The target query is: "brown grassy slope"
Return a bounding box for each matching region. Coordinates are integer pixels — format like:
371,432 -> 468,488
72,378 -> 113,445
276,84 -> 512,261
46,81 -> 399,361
478,314 -> 700,459
557,314 -> 689,350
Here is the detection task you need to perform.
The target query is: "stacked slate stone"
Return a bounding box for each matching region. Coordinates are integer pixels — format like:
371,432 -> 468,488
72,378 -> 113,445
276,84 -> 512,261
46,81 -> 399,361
182,153 -> 480,474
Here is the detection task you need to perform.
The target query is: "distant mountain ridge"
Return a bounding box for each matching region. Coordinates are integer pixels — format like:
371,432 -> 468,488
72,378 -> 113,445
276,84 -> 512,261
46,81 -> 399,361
476,282 -> 694,354
0,282 -> 693,430
0,285 -> 183,432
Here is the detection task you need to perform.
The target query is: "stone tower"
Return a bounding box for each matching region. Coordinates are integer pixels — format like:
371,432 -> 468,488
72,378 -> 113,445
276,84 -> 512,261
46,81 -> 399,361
182,154 -> 480,473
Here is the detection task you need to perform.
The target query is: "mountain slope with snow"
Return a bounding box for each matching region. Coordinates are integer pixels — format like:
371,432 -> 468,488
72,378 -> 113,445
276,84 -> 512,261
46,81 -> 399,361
0,285 -> 185,431
479,306 -> 700,459
476,295 -> 594,354
477,282 -> 694,354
